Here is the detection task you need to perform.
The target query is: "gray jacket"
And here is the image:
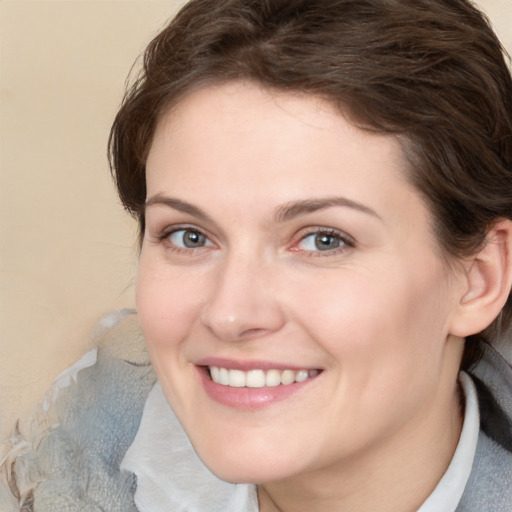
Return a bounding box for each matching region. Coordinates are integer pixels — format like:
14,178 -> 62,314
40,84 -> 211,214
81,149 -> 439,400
1,313 -> 511,511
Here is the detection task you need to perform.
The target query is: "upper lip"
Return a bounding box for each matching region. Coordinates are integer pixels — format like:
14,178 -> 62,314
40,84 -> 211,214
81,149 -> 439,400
195,357 -> 321,372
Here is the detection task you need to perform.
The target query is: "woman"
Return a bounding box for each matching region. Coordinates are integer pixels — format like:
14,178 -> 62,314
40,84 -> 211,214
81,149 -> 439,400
2,0 -> 512,510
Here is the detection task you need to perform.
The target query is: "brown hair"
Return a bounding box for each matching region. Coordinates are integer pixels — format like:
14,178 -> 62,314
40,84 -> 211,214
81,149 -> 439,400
109,0 -> 512,367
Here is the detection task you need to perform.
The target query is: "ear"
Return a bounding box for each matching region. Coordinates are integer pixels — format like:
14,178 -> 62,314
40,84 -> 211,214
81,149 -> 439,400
449,219 -> 512,338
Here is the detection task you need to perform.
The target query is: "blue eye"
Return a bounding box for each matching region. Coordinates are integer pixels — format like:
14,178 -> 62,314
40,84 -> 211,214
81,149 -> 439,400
168,229 -> 213,249
297,231 -> 348,252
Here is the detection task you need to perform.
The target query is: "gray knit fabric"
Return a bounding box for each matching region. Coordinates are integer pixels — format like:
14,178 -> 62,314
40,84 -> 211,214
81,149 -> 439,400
0,313 -> 156,511
26,353 -> 154,511
456,343 -> 512,511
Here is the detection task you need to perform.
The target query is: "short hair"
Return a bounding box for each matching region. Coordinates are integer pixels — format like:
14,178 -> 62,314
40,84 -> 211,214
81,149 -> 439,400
109,0 -> 512,368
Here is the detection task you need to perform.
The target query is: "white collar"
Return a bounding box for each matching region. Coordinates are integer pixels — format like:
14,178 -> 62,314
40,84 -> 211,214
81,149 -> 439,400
417,372 -> 480,512
121,372 -> 479,512
120,383 -> 258,512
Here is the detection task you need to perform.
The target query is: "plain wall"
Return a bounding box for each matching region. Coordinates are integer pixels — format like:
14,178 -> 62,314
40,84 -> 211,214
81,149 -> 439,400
0,0 -> 511,441
0,0 -> 186,440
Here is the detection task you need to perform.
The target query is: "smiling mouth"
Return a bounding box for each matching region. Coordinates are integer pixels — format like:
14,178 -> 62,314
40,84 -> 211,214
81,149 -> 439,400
207,366 -> 320,388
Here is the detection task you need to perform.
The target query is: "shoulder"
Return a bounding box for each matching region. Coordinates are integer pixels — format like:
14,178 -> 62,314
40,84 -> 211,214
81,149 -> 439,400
459,342 -> 512,510
470,342 -> 512,455
1,310 -> 157,512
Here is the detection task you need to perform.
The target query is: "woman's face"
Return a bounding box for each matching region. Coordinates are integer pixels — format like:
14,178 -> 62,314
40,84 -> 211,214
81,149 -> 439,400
137,81 -> 465,485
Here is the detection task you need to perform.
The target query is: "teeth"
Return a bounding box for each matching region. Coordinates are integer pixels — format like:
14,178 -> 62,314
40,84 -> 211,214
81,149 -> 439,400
229,369 -> 246,388
246,369 -> 265,388
280,369 -> 295,385
219,368 -> 230,386
208,366 -> 319,388
265,369 -> 281,387
295,369 -> 309,383
210,366 -> 220,382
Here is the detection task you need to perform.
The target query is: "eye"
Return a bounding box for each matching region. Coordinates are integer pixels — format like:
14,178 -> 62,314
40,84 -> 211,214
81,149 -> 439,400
167,228 -> 214,249
295,229 -> 353,253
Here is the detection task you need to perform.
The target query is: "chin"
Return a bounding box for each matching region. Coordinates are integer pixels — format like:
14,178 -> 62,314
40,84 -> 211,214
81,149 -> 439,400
202,458 -> 290,485
191,436 -> 307,485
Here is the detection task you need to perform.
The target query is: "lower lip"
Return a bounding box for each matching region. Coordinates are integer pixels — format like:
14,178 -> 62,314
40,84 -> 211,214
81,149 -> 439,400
197,367 -> 319,410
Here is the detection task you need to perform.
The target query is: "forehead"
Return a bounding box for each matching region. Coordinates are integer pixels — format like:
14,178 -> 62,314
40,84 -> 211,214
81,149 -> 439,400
147,81 -> 407,194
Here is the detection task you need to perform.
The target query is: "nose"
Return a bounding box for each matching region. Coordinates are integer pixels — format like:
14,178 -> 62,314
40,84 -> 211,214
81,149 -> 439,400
200,254 -> 286,342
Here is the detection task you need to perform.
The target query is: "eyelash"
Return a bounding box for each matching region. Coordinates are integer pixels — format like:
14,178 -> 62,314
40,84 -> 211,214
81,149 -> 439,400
157,225 -> 214,255
291,228 -> 355,256
155,225 -> 355,256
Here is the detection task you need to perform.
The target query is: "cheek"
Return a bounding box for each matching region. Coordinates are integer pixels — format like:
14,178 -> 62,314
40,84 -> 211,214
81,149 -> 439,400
287,267 -> 398,347
293,265 -> 453,434
290,260 -> 452,378
135,258 -> 205,350
135,258 -> 208,414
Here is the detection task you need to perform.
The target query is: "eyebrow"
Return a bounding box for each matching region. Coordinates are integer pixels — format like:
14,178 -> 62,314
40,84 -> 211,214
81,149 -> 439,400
145,194 -> 381,223
145,195 -> 214,223
274,197 -> 382,223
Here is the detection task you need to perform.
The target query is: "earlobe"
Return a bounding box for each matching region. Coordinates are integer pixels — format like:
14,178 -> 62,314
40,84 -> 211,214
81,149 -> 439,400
450,219 -> 512,338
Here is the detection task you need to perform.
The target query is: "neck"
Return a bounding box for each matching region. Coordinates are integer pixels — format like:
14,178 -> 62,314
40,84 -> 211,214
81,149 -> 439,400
257,354 -> 464,512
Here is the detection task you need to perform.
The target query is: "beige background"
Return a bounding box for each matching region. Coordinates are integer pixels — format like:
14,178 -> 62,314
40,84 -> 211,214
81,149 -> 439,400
0,0 -> 511,441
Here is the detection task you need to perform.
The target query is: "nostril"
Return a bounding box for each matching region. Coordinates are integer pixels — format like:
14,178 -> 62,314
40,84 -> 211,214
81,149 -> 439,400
239,327 -> 269,339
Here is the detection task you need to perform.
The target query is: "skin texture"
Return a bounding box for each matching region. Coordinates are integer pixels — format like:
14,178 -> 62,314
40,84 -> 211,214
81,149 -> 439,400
136,81 -> 471,512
